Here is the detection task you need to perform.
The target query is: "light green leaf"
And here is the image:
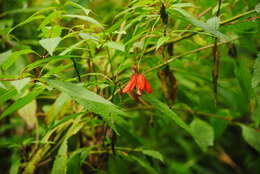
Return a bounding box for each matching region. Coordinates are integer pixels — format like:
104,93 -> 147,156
156,36 -> 169,50
0,86 -> 43,120
0,50 -> 12,66
11,78 -> 31,94
59,40 -> 85,56
66,1 -> 91,15
143,94 -> 192,134
63,14 -> 103,28
206,16 -> 220,31
39,37 -> 61,56
172,3 -> 194,8
190,119 -> 214,151
141,149 -> 164,163
241,125 -> 260,153
255,3 -> 260,13
104,41 -> 125,52
18,99 -> 37,129
79,33 -> 99,44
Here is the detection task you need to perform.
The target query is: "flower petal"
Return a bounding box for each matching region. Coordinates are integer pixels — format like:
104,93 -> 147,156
122,74 -> 137,93
137,74 -> 146,91
145,78 -> 152,93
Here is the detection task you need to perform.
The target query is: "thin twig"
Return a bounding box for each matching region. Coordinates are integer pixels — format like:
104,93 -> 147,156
212,0 -> 222,100
144,38 -> 238,74
72,58 -> 81,82
0,77 -> 22,81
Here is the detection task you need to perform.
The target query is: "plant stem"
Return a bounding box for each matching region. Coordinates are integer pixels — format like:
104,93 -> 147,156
144,38 -> 238,73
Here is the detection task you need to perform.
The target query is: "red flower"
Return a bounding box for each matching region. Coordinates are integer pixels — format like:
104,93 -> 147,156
122,73 -> 152,95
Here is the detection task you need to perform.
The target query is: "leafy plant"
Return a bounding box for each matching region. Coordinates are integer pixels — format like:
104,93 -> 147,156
0,0 -> 260,174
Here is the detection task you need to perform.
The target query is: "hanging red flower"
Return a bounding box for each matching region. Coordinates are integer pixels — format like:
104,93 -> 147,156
122,73 -> 152,95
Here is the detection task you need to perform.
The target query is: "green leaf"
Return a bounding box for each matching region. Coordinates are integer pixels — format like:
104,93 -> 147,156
172,3 -> 194,8
46,80 -> 126,134
2,49 -> 34,70
63,14 -> 103,28
38,11 -> 62,30
47,92 -> 71,124
67,153 -> 81,174
8,7 -> 54,34
190,119 -> 214,151
235,58 -> 252,102
39,37 -> 61,56
241,125 -> 260,153
18,100 -> 37,129
121,153 -> 158,174
209,110 -> 229,139
170,8 -> 229,40
206,16 -> 220,31
255,3 -> 260,13
141,149 -> 164,163
252,86 -> 260,123
51,138 -> 76,174
0,86 -> 43,120
0,50 -> 12,66
79,33 -> 99,43
9,151 -> 21,174
59,40 -> 85,56
66,1 -> 91,15
25,55 -> 75,71
252,52 -> 260,88
156,36 -> 169,50
10,78 -> 31,94
51,116 -> 83,174
0,88 -> 17,105
143,94 -> 192,134
51,139 -> 68,174
252,53 -> 260,122
104,41 -> 125,52
8,15 -> 45,34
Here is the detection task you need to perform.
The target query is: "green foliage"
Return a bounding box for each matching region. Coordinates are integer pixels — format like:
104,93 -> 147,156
47,79 -> 126,133
39,37 -> 62,56
190,118 -> 214,152
143,94 -> 192,134
0,0 -> 259,174
241,125 -> 260,153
